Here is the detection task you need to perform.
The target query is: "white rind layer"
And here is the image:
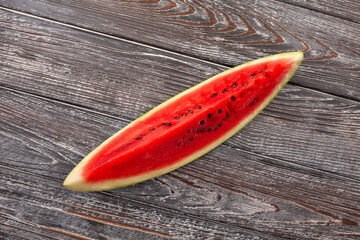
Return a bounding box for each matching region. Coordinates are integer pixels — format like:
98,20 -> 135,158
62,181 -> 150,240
64,52 -> 304,191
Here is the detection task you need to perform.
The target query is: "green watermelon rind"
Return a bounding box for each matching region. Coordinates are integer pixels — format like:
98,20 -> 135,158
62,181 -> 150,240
64,52 -> 303,191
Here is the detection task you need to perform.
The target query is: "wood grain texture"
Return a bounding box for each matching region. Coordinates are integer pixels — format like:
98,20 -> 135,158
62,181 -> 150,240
1,167 -> 270,240
1,85 -> 360,239
278,0 -> 360,24
0,0 -> 359,100
0,10 -> 359,180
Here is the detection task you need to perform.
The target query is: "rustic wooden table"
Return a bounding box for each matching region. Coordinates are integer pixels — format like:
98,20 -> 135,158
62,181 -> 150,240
1,1 -> 359,239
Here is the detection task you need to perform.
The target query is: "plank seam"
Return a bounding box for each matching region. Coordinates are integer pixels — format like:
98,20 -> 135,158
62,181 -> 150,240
0,84 -> 132,123
288,82 -> 360,104
0,5 -> 226,69
274,0 -> 359,24
0,5 -> 359,104
222,144 -> 360,184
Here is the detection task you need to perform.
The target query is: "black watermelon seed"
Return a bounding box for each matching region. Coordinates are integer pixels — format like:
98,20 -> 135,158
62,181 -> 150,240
197,129 -> 201,133
208,128 -> 211,132
231,96 -> 236,101
162,123 -> 172,126
175,116 -> 180,119
261,69 -> 265,73
188,110 -> 193,114
136,137 -> 142,140
226,113 -> 230,119
190,137 -> 193,141
151,128 -> 156,131
232,83 -> 237,88
214,127 -> 218,131
182,135 -> 186,139
211,93 -> 217,98
218,123 -> 222,127
200,120 -> 204,125
208,113 -> 212,118
250,73 -> 256,78
177,142 -> 181,146
182,113 -> 186,116
218,109 -> 222,113
243,83 -> 247,87
197,105 -> 202,109
249,98 -> 258,106
223,89 -> 227,93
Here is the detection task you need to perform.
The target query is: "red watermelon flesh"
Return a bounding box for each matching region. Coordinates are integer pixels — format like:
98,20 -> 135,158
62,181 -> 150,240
64,52 -> 303,191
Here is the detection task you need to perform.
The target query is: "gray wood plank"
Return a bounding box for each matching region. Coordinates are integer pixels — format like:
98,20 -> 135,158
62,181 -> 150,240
1,168 -> 271,240
277,0 -> 360,23
1,88 -> 360,239
0,10 -> 359,180
0,1 -> 359,100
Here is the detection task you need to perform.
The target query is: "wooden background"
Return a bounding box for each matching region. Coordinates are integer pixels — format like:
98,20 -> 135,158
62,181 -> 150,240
0,0 -> 359,239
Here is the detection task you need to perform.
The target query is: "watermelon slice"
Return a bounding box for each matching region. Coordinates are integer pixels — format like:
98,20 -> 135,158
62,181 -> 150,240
64,52 -> 303,191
